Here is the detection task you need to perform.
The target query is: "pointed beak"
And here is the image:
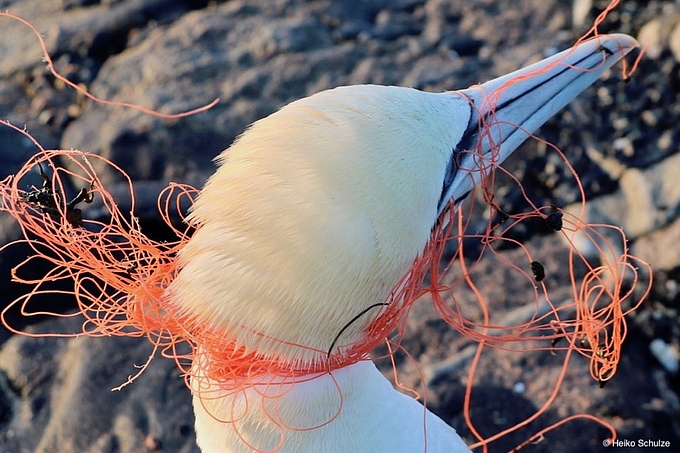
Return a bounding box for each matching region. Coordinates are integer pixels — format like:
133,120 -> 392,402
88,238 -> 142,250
439,33 -> 639,213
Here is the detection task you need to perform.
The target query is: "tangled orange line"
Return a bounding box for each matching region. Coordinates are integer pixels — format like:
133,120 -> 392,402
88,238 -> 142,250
0,2 -> 653,452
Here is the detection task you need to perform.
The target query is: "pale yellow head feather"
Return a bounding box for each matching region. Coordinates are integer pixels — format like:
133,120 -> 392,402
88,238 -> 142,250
169,85 -> 471,365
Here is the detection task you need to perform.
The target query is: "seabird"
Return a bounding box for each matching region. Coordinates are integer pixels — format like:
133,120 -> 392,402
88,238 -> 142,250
163,34 -> 637,452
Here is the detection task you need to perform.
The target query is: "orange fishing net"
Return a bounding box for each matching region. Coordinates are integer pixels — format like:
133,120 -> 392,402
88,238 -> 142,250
0,2 -> 652,452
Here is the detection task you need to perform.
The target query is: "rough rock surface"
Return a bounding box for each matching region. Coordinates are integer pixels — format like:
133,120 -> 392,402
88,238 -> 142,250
0,1 -> 678,452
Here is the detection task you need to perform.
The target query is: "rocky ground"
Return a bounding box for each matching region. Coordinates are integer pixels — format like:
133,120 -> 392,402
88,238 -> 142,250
0,0 -> 678,452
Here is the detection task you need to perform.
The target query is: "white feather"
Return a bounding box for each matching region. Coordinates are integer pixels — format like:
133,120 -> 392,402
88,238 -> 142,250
170,85 -> 471,365
193,360 -> 471,453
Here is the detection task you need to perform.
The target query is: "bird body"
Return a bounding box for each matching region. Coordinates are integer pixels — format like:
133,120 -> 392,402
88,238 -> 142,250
164,34 -> 638,452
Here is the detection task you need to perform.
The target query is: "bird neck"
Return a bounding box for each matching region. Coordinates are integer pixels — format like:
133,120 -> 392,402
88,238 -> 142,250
191,359 -> 470,453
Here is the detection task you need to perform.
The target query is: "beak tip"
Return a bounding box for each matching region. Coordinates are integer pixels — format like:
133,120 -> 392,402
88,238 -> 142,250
597,33 -> 640,57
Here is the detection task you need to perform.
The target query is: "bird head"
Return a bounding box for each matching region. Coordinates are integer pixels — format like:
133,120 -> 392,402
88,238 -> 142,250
168,34 -> 637,368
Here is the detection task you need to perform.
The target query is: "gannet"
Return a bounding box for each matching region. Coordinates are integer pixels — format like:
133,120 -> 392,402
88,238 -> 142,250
165,34 -> 637,453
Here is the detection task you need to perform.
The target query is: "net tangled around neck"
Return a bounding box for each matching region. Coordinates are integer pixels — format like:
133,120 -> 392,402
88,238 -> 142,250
0,3 -> 651,451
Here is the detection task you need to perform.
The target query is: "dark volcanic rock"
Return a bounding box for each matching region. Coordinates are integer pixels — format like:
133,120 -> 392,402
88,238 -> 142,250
0,317 -> 197,453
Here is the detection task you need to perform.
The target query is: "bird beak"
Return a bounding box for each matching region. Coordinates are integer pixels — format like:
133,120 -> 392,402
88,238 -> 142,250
439,33 -> 638,213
